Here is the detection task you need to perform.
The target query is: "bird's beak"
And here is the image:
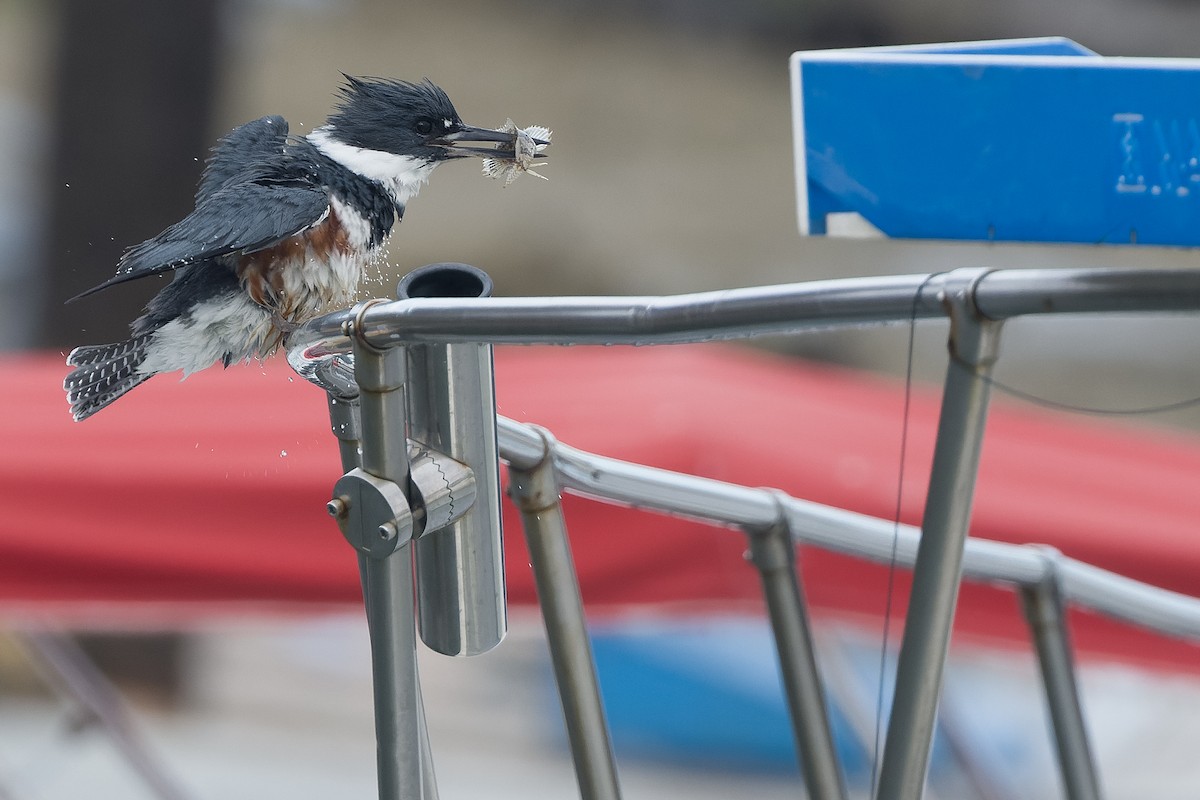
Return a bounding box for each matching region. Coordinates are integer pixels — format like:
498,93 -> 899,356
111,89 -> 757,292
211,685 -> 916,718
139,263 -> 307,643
435,124 -> 550,159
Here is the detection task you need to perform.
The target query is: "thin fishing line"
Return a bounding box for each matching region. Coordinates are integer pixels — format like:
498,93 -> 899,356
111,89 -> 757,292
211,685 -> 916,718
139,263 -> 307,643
948,354 -> 1200,416
871,271 -> 941,795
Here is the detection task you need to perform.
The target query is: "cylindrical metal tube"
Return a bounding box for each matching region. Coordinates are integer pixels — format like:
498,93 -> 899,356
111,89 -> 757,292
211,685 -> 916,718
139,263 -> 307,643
352,340 -> 436,800
356,343 -> 410,483
326,391 -> 372,604
877,279 -> 1003,800
287,267 -> 1200,353
745,520 -> 847,800
1020,553 -> 1103,800
508,432 -> 622,800
401,264 -> 507,657
486,416 -> 1200,639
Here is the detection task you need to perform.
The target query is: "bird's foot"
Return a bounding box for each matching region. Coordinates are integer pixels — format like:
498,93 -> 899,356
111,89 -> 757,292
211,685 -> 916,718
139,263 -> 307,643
271,312 -> 299,335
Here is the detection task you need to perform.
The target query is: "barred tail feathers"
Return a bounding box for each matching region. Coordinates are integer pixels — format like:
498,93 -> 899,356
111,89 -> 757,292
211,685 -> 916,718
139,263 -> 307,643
64,336 -> 154,421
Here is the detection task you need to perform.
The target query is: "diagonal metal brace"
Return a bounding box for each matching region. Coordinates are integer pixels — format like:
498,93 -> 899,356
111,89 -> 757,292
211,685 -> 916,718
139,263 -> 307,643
744,492 -> 847,800
1020,547 -> 1104,800
877,267 -> 1004,800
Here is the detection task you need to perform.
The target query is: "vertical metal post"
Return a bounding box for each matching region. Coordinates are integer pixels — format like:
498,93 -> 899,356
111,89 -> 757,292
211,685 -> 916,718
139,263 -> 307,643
507,428 -> 622,800
400,264 -> 507,657
745,505 -> 847,800
352,338 -> 438,800
325,386 -> 439,798
877,269 -> 1003,800
328,391 -> 369,588
1020,551 -> 1103,800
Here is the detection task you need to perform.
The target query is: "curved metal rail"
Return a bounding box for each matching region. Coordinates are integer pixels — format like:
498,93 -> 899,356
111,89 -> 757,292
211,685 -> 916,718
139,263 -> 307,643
290,267 -> 1200,353
288,265 -> 1200,800
494,416 -> 1200,640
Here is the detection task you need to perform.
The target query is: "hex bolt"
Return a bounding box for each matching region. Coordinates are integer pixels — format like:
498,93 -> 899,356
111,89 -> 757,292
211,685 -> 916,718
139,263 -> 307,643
378,521 -> 398,541
327,496 -> 349,519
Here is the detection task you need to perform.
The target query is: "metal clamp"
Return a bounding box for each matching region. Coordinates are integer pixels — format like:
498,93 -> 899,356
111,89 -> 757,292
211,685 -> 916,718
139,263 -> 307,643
341,298 -> 390,347
407,444 -> 478,537
328,444 -> 478,556
328,467 -> 414,558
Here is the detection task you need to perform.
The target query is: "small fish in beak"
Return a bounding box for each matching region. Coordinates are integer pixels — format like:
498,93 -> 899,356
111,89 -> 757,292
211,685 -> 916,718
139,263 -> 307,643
481,119 -> 552,186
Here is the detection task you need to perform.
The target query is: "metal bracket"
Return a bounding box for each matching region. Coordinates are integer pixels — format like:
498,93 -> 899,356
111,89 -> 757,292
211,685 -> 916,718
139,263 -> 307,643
743,502 -> 797,575
1022,545 -> 1067,619
328,467 -> 414,558
327,445 -> 478,559
938,267 -> 1003,368
341,298 -> 390,348
507,425 -> 559,513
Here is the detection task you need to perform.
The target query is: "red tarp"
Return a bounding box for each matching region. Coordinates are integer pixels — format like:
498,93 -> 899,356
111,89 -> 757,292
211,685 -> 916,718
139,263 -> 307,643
3,346 -> 1199,667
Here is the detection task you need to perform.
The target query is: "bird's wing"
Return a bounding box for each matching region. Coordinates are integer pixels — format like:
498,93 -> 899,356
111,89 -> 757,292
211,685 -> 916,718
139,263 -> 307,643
70,179 -> 330,301
196,115 -> 290,201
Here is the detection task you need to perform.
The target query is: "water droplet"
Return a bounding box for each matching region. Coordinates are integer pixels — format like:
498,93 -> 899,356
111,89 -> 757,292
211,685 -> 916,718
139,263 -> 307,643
280,450 -> 288,457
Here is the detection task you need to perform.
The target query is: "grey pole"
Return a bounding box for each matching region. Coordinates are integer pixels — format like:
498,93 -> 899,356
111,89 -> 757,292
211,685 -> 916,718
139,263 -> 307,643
324,387 -> 440,799
1020,550 -> 1103,800
507,427 -> 622,800
877,269 -> 1003,800
745,506 -> 847,800
326,391 -> 370,598
351,338 -> 437,800
290,268 -> 1200,352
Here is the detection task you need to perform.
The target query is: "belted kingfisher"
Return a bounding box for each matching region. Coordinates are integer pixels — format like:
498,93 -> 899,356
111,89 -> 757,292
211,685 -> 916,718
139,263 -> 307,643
64,76 -> 546,421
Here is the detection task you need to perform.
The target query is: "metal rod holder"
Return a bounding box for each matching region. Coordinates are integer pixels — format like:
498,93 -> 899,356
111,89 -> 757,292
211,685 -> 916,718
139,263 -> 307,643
744,499 -> 847,800
507,426 -> 623,800
1020,548 -> 1103,800
877,269 -> 1003,800
400,263 -> 507,657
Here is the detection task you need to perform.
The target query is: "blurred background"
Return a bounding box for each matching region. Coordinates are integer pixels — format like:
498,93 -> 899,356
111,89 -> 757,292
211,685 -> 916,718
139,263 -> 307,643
5,0 -> 1200,798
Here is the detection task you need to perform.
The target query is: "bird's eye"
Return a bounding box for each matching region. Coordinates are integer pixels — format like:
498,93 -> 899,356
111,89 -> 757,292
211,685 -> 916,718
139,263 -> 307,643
415,119 -> 434,135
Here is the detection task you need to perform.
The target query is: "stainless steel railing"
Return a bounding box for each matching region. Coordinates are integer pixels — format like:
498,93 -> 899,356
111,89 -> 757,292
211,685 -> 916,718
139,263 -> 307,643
287,263 -> 1200,800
